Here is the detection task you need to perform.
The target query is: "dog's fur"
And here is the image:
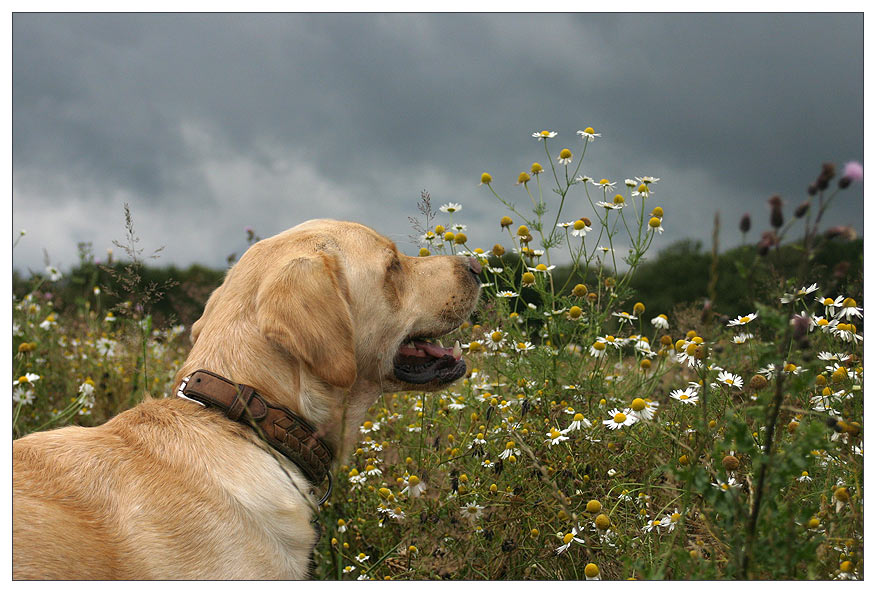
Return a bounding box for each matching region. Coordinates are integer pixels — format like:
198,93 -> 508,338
13,220 -> 480,579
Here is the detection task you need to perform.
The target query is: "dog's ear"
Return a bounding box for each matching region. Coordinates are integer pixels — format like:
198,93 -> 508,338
255,253 -> 357,389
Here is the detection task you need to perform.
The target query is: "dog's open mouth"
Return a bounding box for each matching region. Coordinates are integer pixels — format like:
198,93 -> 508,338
393,338 -> 466,385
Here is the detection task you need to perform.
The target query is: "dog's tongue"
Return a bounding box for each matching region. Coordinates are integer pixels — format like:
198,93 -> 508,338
399,339 -> 462,360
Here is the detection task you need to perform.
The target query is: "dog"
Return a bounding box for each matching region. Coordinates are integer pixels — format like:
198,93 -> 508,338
13,219 -> 481,579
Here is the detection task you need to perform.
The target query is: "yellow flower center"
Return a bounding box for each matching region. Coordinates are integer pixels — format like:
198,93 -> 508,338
480,172 -> 492,184
599,178 -> 610,185
536,264 -> 548,271
740,316 -> 750,323
408,475 -> 420,486
531,162 -> 543,174
592,342 -> 605,351
583,127 -> 595,135
584,563 -> 600,578
652,206 -> 664,217
613,412 -> 627,424
631,398 -> 646,411
843,298 -> 856,307
823,298 -> 834,306
613,194 -> 625,205
649,217 -> 661,228
568,306 -> 582,319
573,220 -> 586,230
680,394 -> 689,400
638,183 -> 648,193
540,130 -> 550,136
18,376 -> 29,384
363,421 -> 373,430
550,428 -> 562,439
563,533 -> 574,545
559,148 -> 572,159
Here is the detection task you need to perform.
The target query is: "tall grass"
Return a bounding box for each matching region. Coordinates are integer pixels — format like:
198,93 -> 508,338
12,130 -> 863,580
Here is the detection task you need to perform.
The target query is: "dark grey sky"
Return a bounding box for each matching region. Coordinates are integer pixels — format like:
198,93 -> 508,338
12,13 -> 864,274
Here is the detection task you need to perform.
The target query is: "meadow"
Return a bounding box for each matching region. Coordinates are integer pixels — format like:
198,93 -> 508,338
12,128 -> 863,580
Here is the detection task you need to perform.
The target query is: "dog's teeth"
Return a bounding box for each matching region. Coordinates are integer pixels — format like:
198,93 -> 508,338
453,341 -> 462,359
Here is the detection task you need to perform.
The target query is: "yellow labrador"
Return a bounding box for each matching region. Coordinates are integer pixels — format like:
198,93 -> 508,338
13,219 -> 481,579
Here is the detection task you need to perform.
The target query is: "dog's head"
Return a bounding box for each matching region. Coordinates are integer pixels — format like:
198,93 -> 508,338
189,219 -> 481,404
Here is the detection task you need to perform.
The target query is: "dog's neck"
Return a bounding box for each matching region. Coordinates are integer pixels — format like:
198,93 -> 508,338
173,322 -> 376,460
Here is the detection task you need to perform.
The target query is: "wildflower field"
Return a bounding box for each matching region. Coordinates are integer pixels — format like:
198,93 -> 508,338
12,128 -> 864,580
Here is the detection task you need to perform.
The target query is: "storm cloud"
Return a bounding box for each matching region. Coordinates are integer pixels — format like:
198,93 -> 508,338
12,13 -> 864,274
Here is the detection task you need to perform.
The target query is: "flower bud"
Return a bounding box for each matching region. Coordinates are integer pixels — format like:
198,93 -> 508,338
480,172 -> 492,185
794,201 -> 810,218
492,244 -> 505,257
739,213 -> 751,233
500,216 -> 513,228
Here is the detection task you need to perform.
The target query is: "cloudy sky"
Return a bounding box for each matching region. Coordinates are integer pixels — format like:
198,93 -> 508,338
12,13 -> 864,275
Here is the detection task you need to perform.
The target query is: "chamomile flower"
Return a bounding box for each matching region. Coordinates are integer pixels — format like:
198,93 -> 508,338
514,341 -> 535,353
13,373 -> 41,386
835,297 -> 862,321
546,427 -> 569,447
797,471 -> 813,483
45,266 -> 62,282
564,413 -> 592,433
359,420 -> 380,434
555,526 -> 585,554
596,200 -> 624,210
732,333 -> 754,344
603,408 -> 637,430
557,148 -> 574,165
661,509 -> 683,532
498,440 -> 520,459
592,178 -> 617,190
670,386 -> 699,405
715,370 -> 744,390
632,183 -> 651,198
355,552 -> 370,564
571,219 -> 592,237
496,290 -> 518,298
727,312 -> 758,327
528,264 -> 556,274
712,477 -> 743,492
612,311 -> 638,324
642,517 -> 664,534
13,386 -> 35,405
818,296 -> 840,317
780,283 -> 819,304
461,501 -> 484,521
532,130 -> 557,140
439,203 -> 462,214
577,127 -> 601,141
651,314 -> 669,329
831,323 -> 862,344
630,398 -> 659,421
636,176 -> 661,184
401,474 -> 427,498
485,329 -> 507,351
348,469 -> 366,488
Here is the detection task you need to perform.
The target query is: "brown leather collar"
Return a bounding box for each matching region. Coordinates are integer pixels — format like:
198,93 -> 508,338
178,369 -> 334,499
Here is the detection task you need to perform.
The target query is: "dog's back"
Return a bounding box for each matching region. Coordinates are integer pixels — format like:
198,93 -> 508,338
13,397 -> 316,580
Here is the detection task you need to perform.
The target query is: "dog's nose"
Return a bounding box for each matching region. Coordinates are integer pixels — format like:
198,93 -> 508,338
467,256 -> 482,276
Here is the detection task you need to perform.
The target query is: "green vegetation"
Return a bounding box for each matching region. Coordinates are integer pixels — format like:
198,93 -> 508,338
12,127 -> 863,580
